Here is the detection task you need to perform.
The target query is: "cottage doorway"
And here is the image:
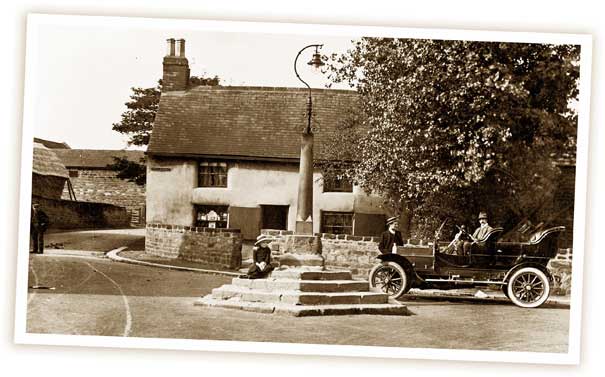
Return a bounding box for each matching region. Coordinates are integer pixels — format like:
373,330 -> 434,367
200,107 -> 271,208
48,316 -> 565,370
261,205 -> 289,230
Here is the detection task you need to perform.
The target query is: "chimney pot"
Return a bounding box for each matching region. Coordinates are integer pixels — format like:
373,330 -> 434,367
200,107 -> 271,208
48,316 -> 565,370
166,38 -> 176,56
177,39 -> 186,57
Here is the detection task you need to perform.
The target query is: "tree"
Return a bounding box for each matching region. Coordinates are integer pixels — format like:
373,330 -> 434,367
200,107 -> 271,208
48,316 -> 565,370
324,38 -> 580,237
110,76 -> 220,185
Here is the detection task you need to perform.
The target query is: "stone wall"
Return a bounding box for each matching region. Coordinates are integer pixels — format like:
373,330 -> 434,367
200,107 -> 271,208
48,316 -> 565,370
61,168 -> 146,226
260,229 -> 381,276
32,196 -> 130,229
548,248 -> 573,295
145,223 -> 242,270
260,229 -> 573,295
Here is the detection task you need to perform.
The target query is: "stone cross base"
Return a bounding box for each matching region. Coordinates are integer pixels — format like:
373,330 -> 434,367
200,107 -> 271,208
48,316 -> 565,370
277,234 -> 324,269
196,269 -> 409,316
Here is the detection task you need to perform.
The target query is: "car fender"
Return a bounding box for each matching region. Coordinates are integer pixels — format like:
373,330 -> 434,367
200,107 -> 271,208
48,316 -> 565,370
375,254 -> 423,282
503,262 -> 554,283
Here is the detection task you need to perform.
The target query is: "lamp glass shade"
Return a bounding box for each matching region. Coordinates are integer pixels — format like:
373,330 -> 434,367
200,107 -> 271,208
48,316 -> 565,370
307,53 -> 325,68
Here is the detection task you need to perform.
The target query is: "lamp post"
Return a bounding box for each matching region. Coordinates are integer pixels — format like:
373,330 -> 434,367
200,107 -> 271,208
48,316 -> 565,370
294,44 -> 324,234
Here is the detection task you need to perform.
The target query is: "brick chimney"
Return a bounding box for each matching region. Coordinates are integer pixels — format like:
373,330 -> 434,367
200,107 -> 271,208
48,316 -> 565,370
162,38 -> 189,91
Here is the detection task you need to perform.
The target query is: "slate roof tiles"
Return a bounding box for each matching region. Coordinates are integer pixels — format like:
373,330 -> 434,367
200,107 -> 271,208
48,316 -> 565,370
147,86 -> 359,161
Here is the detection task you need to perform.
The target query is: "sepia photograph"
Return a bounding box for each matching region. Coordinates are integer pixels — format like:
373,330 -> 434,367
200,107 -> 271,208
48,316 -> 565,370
14,14 -> 591,364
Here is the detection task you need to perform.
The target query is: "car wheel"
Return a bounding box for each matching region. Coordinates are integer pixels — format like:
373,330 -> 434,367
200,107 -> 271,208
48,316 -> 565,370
507,267 -> 550,308
369,261 -> 410,299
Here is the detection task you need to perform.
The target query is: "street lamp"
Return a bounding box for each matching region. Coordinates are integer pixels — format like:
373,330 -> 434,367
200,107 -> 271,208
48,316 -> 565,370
294,44 -> 324,234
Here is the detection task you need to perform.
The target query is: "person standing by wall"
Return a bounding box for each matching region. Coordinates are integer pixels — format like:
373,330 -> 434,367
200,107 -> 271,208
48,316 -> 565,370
378,216 -> 405,255
30,203 -> 49,254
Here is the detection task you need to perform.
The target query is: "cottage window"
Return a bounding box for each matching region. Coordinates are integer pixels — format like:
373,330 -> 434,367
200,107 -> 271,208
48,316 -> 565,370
196,205 -> 229,228
323,177 -> 353,193
198,161 -> 228,187
321,211 -> 353,235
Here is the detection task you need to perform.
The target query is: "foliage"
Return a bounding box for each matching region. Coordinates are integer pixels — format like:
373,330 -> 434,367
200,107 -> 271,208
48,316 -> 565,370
107,156 -> 147,186
112,76 -> 220,146
110,75 -> 220,185
324,38 -> 580,237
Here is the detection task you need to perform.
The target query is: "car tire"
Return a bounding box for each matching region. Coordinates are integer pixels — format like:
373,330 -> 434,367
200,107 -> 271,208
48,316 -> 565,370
507,267 -> 550,308
369,261 -> 411,299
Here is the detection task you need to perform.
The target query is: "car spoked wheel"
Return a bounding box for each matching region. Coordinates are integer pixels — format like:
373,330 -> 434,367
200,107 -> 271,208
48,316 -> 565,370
507,267 -> 550,308
369,261 -> 410,299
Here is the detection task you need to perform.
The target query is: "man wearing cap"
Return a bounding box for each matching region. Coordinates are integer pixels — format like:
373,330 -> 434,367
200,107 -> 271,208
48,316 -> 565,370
462,211 -> 494,255
378,217 -> 405,255
30,203 -> 49,254
243,235 -> 274,279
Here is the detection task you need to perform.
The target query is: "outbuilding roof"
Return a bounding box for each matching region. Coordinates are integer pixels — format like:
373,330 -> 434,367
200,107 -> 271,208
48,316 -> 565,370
53,149 -> 145,169
32,143 -> 69,179
33,137 -> 71,149
147,86 -> 359,161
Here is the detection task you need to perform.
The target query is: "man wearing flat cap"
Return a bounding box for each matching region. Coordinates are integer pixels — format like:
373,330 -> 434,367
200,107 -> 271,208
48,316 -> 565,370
462,211 -> 494,255
30,203 -> 49,254
378,216 -> 405,255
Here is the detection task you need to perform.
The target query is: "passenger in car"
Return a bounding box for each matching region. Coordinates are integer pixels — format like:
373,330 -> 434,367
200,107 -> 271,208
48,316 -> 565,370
378,216 -> 405,254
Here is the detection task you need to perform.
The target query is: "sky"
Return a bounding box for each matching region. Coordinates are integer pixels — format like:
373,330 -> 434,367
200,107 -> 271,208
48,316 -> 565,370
28,17 -> 360,150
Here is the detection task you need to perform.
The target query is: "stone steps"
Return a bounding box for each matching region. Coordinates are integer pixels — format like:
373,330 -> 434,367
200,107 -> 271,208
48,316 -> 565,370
196,296 -> 410,317
212,284 -> 388,305
269,270 -> 353,280
198,267 -> 409,317
232,277 -> 369,293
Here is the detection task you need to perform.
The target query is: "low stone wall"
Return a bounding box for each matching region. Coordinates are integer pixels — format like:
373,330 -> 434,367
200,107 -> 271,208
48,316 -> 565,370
260,229 -> 573,294
61,169 -> 146,227
548,248 -> 572,295
146,223 -> 242,270
33,196 -> 130,229
260,229 -> 381,276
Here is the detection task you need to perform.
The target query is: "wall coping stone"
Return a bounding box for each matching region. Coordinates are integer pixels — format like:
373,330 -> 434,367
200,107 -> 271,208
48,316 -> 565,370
147,223 -> 241,234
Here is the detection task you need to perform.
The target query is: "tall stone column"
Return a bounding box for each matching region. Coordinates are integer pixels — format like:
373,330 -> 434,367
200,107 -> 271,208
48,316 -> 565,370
295,131 -> 314,234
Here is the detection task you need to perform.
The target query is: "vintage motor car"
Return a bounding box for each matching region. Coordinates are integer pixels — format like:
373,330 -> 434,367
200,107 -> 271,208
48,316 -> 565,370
369,220 -> 566,308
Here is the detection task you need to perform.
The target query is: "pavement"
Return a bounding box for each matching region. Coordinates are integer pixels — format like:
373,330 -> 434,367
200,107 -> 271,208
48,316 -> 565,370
36,228 -> 571,309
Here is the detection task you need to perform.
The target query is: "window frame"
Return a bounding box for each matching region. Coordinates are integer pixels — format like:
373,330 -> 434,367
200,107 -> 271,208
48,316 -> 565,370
198,161 -> 228,188
323,176 -> 353,193
195,205 -> 229,228
320,211 -> 354,235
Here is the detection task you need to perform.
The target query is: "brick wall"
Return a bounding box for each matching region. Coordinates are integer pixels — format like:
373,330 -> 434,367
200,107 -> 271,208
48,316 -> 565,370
145,223 -> 242,270
61,168 -> 146,226
32,196 -> 130,229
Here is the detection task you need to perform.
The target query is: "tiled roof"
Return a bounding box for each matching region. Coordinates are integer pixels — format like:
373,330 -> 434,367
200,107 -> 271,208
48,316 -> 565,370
53,149 -> 145,169
32,143 -> 69,178
147,86 -> 359,161
34,137 -> 71,149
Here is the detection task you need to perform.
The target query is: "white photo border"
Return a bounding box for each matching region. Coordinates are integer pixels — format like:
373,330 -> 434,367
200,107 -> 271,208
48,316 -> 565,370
14,13 -> 593,365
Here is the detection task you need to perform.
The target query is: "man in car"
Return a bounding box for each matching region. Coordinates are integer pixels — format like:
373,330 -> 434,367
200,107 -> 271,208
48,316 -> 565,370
462,211 -> 494,255
378,216 -> 405,254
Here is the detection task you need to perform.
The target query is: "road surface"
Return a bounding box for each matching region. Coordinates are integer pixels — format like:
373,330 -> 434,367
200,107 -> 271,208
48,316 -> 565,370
26,254 -> 570,352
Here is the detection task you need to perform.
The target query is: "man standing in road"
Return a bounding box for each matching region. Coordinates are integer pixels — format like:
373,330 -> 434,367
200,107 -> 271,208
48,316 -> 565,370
30,203 -> 49,254
378,216 -> 405,255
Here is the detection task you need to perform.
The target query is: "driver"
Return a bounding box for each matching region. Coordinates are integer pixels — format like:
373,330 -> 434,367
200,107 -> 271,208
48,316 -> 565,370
462,211 -> 494,255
